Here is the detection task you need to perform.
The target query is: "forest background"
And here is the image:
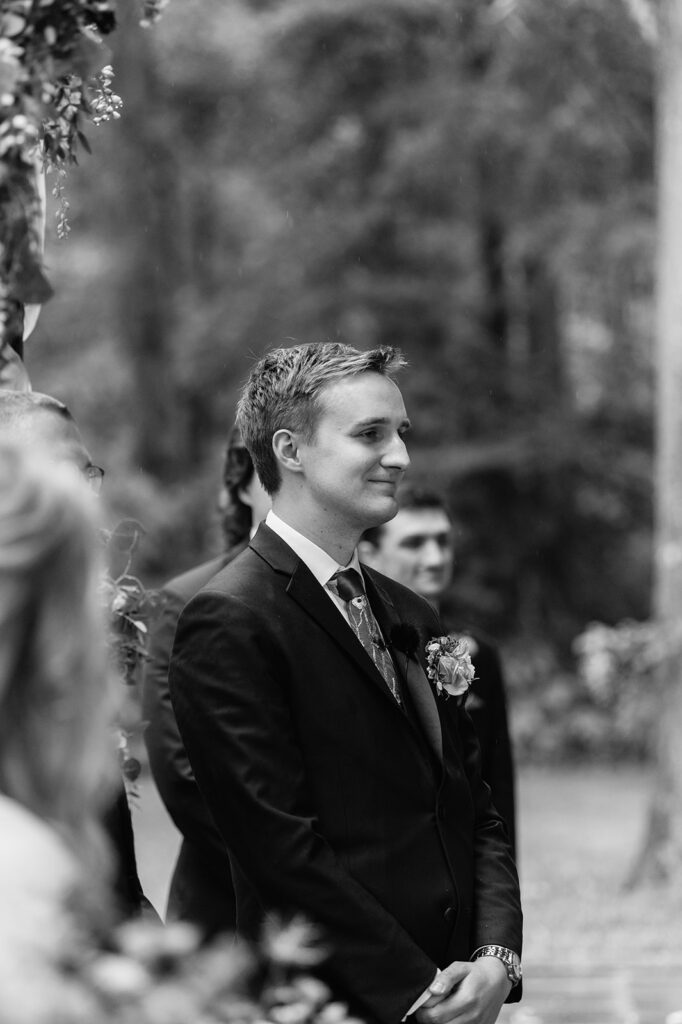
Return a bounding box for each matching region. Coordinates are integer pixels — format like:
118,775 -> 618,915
23,0 -> 658,766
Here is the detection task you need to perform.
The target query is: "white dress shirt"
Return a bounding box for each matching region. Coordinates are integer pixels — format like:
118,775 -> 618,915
265,510 -> 364,626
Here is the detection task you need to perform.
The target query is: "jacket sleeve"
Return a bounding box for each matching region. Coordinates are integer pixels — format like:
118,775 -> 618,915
415,602 -> 522,970
475,644 -> 517,860
441,697 -> 523,1004
169,589 -> 439,1024
142,588 -> 231,872
101,782 -> 149,919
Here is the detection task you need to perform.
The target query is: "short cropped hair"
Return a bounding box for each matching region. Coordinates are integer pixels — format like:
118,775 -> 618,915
220,424 -> 255,548
361,485 -> 451,548
236,342 -> 406,495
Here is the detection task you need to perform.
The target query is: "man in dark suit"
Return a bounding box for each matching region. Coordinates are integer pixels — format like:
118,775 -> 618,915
169,344 -> 522,1024
359,488 -> 517,858
0,389 -> 147,919
142,427 -> 270,934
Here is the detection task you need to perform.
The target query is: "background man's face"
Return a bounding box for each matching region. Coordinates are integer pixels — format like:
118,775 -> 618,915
364,507 -> 454,601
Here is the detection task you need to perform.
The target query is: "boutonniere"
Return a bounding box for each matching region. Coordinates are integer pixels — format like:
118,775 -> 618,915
425,635 -> 476,700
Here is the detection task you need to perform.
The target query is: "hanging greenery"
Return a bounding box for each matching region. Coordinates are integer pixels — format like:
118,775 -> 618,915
0,0 -> 168,352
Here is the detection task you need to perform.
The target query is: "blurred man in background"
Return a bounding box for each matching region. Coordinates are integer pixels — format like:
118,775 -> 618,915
142,426 -> 270,935
359,485 -> 517,857
0,389 -> 148,917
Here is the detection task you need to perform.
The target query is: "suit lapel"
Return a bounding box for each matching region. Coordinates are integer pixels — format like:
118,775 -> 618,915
251,524 -> 444,764
251,525 -> 406,711
363,571 -> 444,766
286,561 -> 405,711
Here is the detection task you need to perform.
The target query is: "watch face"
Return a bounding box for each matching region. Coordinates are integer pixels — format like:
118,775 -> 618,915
509,962 -> 523,985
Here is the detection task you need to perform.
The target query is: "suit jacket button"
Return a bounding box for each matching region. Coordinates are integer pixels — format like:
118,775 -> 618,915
443,905 -> 456,922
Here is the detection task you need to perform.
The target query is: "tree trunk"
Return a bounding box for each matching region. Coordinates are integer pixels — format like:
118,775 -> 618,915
630,0 -> 682,885
523,253 -> 563,400
110,4 -> 180,478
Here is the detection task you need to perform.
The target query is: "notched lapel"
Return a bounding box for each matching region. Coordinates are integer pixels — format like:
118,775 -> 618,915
401,655 -> 443,765
286,561 -> 404,710
364,573 -> 444,765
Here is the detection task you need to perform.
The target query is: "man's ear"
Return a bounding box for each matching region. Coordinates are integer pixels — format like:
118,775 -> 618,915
272,429 -> 303,476
237,483 -> 253,507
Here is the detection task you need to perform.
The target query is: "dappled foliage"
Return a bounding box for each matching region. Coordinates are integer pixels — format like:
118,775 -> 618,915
0,0 -> 169,353
25,0 -> 656,759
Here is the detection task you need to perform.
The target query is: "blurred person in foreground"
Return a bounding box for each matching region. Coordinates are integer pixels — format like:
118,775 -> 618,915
0,389 -> 148,919
0,443 -> 117,1021
0,338 -> 31,392
359,487 -> 517,858
169,343 -> 522,1024
142,425 -> 270,935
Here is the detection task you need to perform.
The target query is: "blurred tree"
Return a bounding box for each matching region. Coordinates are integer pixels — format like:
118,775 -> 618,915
26,0 -> 658,682
110,1 -> 181,479
628,0 -> 682,883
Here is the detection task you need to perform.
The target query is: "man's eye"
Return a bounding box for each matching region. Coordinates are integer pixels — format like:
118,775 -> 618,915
360,429 -> 379,440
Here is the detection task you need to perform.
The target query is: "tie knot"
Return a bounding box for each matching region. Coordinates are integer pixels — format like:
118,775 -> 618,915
331,568 -> 365,603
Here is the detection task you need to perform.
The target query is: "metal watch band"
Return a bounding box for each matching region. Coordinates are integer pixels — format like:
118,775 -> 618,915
470,945 -> 522,987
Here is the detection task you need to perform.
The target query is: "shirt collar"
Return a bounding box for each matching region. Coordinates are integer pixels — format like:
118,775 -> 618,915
265,510 -> 362,588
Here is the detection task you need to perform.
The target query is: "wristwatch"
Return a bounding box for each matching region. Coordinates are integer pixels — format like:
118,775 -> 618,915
470,945 -> 522,987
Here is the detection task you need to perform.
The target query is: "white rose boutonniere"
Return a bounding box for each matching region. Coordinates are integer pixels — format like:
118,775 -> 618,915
425,635 -> 476,701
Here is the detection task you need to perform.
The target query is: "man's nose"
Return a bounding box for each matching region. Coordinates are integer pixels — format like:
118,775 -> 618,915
382,433 -> 410,471
422,539 -> 446,567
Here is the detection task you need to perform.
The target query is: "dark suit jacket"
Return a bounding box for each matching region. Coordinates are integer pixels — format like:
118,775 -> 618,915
142,550 -> 244,934
169,525 -> 522,1024
455,634 -> 517,860
102,782 -> 148,919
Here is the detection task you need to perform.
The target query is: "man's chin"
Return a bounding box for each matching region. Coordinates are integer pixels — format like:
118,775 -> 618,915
364,496 -> 400,527
416,579 -> 446,601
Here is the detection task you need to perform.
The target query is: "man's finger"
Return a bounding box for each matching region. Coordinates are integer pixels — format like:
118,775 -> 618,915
427,961 -> 472,998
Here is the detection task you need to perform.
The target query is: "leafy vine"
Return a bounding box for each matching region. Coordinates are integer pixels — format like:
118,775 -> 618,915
100,518 -> 158,799
0,0 -> 168,349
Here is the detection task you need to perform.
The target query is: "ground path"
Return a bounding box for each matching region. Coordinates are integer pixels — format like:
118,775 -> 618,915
133,765 -> 682,1024
500,963 -> 682,1024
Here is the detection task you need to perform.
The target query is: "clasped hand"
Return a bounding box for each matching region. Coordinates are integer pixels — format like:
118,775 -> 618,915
415,957 -> 511,1024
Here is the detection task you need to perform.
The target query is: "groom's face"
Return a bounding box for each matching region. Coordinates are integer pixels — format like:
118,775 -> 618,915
296,371 -> 411,532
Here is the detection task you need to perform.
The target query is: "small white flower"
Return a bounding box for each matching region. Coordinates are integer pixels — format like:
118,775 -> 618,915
115,919 -> 174,963
293,975 -> 332,1006
268,1002 -> 312,1024
86,953 -> 151,1000
316,1002 -> 351,1024
261,915 -> 326,968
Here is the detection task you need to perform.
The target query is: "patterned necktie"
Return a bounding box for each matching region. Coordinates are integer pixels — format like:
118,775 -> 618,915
330,568 -> 401,704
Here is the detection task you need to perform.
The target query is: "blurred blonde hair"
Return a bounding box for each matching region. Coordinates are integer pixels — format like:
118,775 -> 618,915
0,444 -> 118,853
